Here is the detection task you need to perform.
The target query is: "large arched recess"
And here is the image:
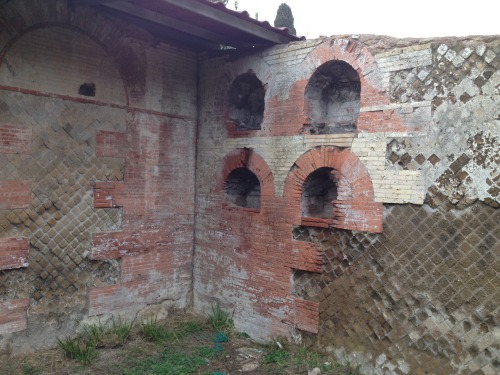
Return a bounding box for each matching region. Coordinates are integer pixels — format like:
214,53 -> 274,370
0,24 -> 128,106
299,39 -> 406,133
283,146 -> 383,233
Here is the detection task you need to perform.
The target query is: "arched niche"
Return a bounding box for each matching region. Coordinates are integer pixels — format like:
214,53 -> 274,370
305,60 -> 360,134
227,72 -> 265,131
302,167 -> 337,218
224,167 -> 261,209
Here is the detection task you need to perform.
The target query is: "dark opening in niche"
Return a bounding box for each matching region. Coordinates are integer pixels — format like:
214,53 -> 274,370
305,60 -> 360,134
228,73 -> 265,131
225,167 -> 261,209
302,167 -> 337,218
79,82 -> 96,97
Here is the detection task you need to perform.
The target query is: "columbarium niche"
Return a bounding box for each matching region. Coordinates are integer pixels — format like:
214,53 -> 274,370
224,167 -> 261,209
301,167 -> 337,218
228,72 -> 265,131
305,60 -> 360,134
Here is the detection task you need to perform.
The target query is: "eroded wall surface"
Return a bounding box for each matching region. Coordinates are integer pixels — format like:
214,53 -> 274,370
0,0 -> 197,353
195,36 -> 499,374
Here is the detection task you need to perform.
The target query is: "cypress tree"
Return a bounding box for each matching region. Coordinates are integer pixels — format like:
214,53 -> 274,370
274,3 -> 296,36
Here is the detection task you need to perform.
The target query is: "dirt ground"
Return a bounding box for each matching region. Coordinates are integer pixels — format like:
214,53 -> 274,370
0,311 -> 359,375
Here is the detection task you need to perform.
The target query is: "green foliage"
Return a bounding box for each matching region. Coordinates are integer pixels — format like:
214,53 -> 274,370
57,336 -> 97,365
141,316 -> 169,342
263,339 -> 290,368
122,346 -> 218,375
58,316 -> 133,365
206,303 -> 233,332
81,321 -> 106,348
108,316 -> 133,346
274,3 -> 296,35
21,364 -> 41,375
263,339 -> 361,375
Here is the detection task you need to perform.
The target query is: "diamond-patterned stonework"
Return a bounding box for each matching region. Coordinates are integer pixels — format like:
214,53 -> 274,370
0,93 -> 124,318
295,203 -> 499,375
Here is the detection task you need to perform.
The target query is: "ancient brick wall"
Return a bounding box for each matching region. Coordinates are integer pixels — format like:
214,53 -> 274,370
0,0 -> 197,353
194,36 -> 499,374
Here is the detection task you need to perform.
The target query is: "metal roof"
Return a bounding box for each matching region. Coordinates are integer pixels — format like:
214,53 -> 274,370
71,0 -> 302,51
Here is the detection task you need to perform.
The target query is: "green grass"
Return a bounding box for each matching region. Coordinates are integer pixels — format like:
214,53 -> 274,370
141,316 -> 169,342
263,339 -> 290,367
206,303 -> 233,333
21,364 -> 41,375
57,336 -> 98,365
263,340 -> 360,375
38,311 -> 362,374
107,316 -> 133,346
121,346 -> 219,375
81,321 -> 106,348
57,317 -> 133,365
141,316 -> 204,343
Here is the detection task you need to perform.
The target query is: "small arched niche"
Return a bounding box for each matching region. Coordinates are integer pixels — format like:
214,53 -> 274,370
305,60 -> 360,134
225,167 -> 261,209
228,72 -> 265,131
302,167 -> 337,218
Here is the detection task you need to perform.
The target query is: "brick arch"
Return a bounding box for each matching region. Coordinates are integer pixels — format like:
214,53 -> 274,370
283,146 -> 383,232
300,39 -> 405,132
218,148 -> 275,208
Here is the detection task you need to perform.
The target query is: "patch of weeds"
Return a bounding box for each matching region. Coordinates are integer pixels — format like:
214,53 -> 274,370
263,339 -> 290,368
122,346 -> 216,375
141,316 -> 168,342
57,316 -> 133,365
81,321 -> 106,348
141,316 -> 204,344
57,336 -> 97,365
21,363 -> 41,375
106,316 -> 133,346
206,303 -> 233,333
177,320 -> 203,336
292,345 -> 325,371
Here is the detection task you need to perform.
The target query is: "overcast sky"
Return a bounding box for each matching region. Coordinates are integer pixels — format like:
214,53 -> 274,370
232,0 -> 499,39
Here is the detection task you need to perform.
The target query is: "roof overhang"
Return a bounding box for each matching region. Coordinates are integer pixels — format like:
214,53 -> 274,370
71,0 -> 302,51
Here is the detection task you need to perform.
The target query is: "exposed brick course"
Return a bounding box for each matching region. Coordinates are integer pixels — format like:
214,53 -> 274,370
0,237 -> 29,270
0,180 -> 31,209
0,125 -> 31,154
0,298 -> 29,335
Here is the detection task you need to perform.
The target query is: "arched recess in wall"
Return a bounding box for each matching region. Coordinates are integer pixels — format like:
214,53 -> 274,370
304,60 -> 361,134
226,72 -> 266,132
283,146 -> 383,233
219,148 -> 275,212
299,39 -> 403,133
0,25 -> 128,105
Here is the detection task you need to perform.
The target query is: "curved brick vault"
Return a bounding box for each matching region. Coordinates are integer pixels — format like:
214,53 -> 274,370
284,146 -> 383,233
219,148 -> 275,206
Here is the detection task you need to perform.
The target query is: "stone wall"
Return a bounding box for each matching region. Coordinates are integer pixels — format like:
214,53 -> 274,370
0,1 -> 498,372
194,35 -> 499,374
0,0 -> 197,353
